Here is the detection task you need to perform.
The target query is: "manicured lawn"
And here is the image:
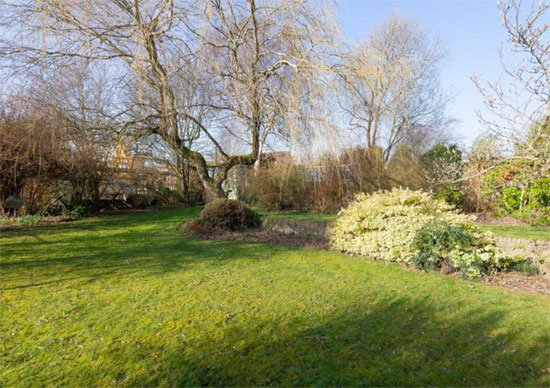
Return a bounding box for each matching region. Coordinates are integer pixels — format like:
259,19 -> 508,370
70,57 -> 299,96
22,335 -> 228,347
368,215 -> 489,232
1,208 -> 549,387
480,225 -> 550,240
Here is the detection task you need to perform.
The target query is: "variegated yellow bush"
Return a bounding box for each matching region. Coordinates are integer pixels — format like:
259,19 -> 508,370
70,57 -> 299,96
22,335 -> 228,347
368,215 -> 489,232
330,188 -> 518,278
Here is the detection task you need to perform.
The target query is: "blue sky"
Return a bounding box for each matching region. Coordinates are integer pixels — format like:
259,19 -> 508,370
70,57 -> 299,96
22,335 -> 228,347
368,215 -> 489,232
0,1 -> 507,147
336,0 -> 508,145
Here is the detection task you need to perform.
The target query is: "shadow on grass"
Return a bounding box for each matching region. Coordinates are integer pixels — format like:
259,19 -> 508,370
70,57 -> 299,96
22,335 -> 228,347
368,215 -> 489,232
0,236 -> 286,289
108,296 -> 549,386
0,207 -> 290,290
6,209 -> 300,293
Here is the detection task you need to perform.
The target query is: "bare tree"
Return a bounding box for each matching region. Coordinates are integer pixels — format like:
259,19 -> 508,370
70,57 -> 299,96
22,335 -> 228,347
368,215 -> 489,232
0,63 -> 116,214
0,95 -> 62,215
0,0 -> 336,201
196,0 -> 336,175
39,65 -> 118,209
473,0 -> 549,177
337,15 -> 453,161
125,58 -> 207,202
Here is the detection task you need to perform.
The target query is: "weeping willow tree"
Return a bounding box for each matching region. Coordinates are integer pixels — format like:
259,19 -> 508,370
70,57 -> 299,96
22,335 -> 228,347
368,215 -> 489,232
0,0 -> 338,201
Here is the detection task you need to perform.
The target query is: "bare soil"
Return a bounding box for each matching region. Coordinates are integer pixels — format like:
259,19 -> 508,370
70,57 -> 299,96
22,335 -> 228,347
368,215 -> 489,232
179,222 -> 329,249
474,212 -> 531,226
0,216 -> 75,231
481,272 -> 550,296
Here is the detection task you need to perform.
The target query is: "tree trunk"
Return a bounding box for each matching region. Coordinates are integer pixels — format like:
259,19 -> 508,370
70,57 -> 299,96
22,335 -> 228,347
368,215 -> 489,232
202,179 -> 226,202
253,157 -> 261,176
180,159 -> 190,204
182,172 -> 190,204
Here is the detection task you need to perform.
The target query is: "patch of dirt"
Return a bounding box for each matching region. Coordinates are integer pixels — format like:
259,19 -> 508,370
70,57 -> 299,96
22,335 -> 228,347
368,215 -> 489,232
218,230 -> 331,249
474,213 -> 530,226
0,216 -> 75,231
179,223 -> 329,249
482,272 -> 550,296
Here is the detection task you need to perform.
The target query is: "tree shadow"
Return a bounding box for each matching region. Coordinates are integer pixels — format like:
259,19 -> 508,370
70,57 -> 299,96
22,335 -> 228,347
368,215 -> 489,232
0,207 -> 202,238
0,236 -> 286,289
119,296 -> 550,386
1,206 -> 289,289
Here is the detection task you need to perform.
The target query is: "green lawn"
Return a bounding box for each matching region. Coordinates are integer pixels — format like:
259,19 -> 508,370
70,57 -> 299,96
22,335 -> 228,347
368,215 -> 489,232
480,225 -> 550,240
1,208 -> 549,387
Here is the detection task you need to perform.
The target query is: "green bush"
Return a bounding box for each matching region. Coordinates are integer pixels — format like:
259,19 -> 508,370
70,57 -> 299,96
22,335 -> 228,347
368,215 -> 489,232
504,257 -> 540,276
422,144 -> 463,174
411,221 -> 534,278
411,221 -> 474,272
434,186 -> 465,209
1,217 -> 14,225
482,161 -> 550,225
63,206 -> 87,218
498,177 -> 550,225
14,215 -> 42,226
330,188 -> 515,279
196,199 -> 261,232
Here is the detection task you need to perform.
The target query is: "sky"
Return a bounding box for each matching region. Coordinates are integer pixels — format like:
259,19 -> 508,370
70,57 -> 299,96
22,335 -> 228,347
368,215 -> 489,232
0,1 -> 508,148
336,0 -> 508,146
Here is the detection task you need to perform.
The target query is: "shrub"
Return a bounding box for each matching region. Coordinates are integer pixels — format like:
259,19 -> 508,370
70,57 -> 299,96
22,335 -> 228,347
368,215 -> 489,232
154,186 -> 185,206
411,221 -> 474,272
126,193 -> 153,209
126,186 -> 186,209
421,144 -> 463,181
495,177 -> 550,225
434,186 -> 465,209
63,205 -> 87,218
249,167 -> 310,211
387,145 -> 427,191
411,221 -> 532,278
503,256 -> 540,276
331,188 -> 471,263
1,217 -> 14,225
247,146 -> 429,213
196,199 -> 261,232
13,215 -> 42,226
309,176 -> 348,213
481,161 -> 550,225
330,188 -> 515,279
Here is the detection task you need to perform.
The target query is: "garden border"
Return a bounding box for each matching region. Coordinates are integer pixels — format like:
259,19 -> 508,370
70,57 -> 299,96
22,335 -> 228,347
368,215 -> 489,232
262,218 -> 550,278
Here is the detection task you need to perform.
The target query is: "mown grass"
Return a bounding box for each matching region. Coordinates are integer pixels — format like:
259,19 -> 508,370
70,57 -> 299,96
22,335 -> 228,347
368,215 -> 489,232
479,225 -> 550,240
1,208 -> 549,387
